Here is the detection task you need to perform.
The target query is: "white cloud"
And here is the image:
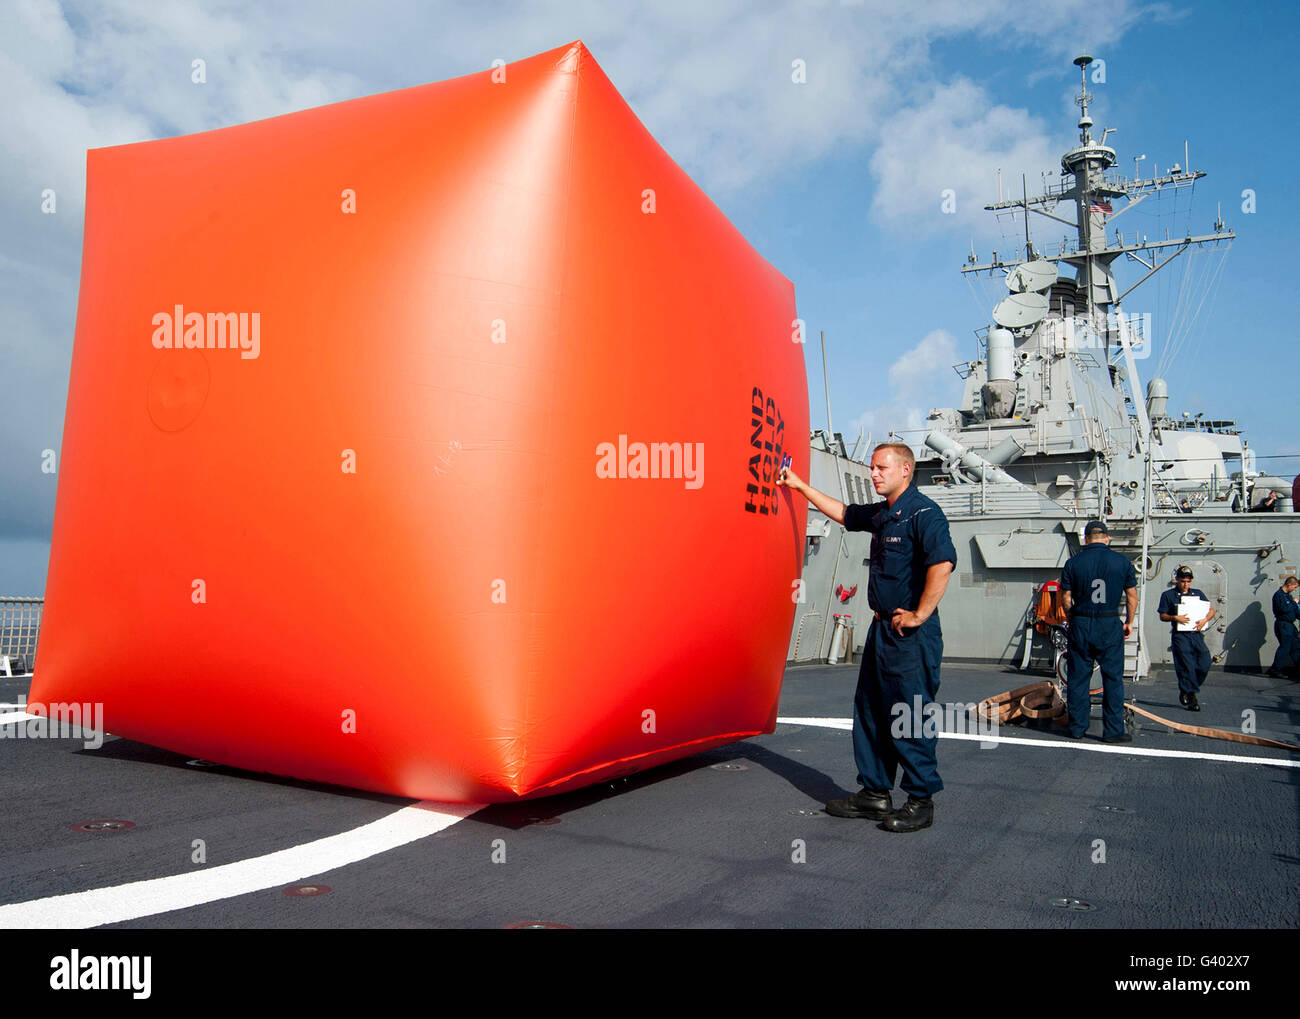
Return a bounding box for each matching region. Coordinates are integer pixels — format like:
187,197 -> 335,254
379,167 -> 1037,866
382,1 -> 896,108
888,328 -> 959,399
847,329 -> 960,453
868,78 -> 1062,235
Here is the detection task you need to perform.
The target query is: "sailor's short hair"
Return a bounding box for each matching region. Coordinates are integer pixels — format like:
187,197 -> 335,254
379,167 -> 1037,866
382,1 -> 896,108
872,442 -> 915,471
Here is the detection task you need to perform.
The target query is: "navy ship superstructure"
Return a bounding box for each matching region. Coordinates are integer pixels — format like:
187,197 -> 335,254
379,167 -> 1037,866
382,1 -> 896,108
790,56 -> 1299,679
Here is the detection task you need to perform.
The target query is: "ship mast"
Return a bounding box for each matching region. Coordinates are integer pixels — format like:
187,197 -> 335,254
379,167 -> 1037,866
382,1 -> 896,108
962,55 -> 1236,459
963,56 -> 1234,339
957,56 -> 1237,683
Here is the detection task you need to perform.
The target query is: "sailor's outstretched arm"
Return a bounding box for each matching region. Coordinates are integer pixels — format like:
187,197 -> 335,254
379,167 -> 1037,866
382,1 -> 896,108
776,467 -> 846,525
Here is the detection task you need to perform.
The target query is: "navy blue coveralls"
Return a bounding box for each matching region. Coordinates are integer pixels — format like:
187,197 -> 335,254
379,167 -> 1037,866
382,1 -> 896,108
843,483 -> 957,798
1060,544 -> 1136,739
1271,586 -> 1300,673
1157,587 -> 1212,696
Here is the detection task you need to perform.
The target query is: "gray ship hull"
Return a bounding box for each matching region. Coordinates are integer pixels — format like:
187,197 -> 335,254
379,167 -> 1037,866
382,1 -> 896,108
788,439 -> 1300,679
941,509 -> 1300,672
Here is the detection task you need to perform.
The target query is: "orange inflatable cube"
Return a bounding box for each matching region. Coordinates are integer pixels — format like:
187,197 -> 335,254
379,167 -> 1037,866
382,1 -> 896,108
32,41 -> 808,802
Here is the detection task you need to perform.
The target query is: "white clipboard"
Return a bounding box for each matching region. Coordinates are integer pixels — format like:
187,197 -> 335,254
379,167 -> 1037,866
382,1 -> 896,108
1177,596 -> 1210,632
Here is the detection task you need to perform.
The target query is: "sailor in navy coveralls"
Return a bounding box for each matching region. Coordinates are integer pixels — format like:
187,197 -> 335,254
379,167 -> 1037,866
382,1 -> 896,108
777,443 -> 956,833
1058,521 -> 1138,741
1156,566 -> 1216,711
1267,575 -> 1300,678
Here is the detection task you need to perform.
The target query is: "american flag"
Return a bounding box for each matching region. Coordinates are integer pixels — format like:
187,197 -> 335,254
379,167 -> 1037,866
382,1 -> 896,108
1089,198 -> 1113,215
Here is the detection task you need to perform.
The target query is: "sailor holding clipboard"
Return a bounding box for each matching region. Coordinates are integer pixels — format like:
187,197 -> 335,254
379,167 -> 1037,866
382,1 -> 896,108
1157,566 -> 1216,712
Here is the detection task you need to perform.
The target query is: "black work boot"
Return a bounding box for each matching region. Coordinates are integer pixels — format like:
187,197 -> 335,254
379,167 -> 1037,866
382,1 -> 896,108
880,796 -> 934,833
825,788 -> 892,819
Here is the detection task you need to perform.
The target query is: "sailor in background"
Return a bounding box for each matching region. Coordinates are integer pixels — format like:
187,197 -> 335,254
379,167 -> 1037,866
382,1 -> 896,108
777,443 -> 956,833
1251,489 -> 1281,512
1059,521 -> 1138,742
1266,575 -> 1300,678
1157,566 -> 1216,711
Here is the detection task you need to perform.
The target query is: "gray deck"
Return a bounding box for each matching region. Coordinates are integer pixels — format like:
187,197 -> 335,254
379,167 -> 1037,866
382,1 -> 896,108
1,662 -> 1296,929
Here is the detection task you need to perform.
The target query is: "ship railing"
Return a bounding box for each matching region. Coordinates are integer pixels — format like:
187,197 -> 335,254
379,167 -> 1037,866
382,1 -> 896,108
0,598 -> 42,676
1160,418 -> 1240,435
1037,172 -> 1126,200
1038,168 -> 1198,202
1150,476 -> 1243,513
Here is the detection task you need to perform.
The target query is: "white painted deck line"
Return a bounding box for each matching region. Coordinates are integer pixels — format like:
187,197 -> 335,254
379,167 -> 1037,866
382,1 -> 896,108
776,716 -> 1300,768
0,801 -> 481,929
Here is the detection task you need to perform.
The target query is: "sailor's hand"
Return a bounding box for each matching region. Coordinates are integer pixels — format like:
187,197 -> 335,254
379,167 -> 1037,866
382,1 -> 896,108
776,466 -> 802,491
1175,615 -> 1190,624
1194,618 -> 1207,631
891,609 -> 923,634
1123,621 -> 1133,638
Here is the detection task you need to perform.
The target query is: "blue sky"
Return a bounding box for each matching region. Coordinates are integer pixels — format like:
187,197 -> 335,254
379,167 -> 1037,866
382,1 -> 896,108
2,0 -> 1296,595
